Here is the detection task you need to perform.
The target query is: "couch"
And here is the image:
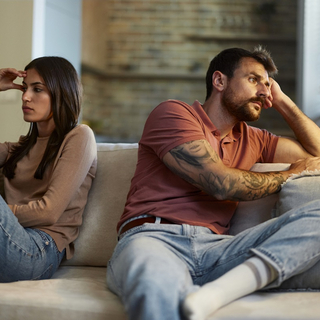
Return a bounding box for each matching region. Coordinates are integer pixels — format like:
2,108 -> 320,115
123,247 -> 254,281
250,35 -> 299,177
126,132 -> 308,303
1,142 -> 320,320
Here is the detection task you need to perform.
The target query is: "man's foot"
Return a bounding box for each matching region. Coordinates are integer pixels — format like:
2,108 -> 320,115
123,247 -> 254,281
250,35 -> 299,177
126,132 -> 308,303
182,286 -> 220,320
182,257 -> 277,320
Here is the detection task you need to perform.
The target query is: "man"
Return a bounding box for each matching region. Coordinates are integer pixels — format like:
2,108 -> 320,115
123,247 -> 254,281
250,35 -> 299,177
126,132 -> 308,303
107,47 -> 320,320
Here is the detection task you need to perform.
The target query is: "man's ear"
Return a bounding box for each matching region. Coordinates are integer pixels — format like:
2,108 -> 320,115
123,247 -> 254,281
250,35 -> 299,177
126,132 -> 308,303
212,71 -> 227,92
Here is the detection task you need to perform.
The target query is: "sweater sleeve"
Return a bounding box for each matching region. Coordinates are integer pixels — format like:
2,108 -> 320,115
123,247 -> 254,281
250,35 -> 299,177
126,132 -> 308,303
10,125 -> 97,227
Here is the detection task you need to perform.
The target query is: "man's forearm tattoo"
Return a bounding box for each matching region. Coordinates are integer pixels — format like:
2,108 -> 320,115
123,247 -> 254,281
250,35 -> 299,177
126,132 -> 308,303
167,140 -> 285,201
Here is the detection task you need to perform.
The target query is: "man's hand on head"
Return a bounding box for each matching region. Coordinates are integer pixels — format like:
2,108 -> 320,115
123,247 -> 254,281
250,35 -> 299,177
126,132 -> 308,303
266,78 -> 291,111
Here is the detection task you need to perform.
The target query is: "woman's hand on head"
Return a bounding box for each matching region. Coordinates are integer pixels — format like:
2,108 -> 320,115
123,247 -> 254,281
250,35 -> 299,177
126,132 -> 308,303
0,68 -> 26,92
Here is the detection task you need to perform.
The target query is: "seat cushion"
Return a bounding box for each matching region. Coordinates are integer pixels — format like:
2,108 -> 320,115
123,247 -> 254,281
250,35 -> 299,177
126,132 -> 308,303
0,266 -> 126,320
207,291 -> 320,319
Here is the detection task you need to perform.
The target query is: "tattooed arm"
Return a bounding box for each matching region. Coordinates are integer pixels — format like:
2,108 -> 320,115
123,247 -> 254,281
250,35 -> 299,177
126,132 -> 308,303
162,139 -> 320,201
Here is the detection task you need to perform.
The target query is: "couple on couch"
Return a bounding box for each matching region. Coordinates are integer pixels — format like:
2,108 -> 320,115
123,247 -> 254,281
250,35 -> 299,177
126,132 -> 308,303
1,47 -> 320,320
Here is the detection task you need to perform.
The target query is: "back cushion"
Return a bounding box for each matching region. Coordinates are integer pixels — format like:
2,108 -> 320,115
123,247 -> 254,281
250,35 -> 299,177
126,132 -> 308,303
62,143 -> 138,267
275,171 -> 320,217
229,163 -> 290,235
64,153 -> 289,266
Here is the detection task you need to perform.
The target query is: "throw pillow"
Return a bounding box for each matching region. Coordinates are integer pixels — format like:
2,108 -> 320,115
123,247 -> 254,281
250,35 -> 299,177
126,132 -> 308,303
275,170 -> 320,217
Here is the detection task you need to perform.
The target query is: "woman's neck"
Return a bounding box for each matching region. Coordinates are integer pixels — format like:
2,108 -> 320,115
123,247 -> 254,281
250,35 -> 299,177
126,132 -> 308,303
36,118 -> 55,137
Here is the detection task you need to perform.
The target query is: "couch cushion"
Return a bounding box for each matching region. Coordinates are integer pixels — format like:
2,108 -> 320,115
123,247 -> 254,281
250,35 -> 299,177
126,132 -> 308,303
0,266 -> 126,320
63,143 -> 138,267
2,265 -> 319,320
267,171 -> 320,290
1,148 -> 290,265
68,156 -> 289,264
275,170 -> 320,217
229,163 -> 290,235
207,291 -> 320,319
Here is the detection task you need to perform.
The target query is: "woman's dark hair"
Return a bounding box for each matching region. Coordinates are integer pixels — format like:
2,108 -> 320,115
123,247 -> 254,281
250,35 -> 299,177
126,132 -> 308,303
2,56 -> 82,179
205,46 -> 278,101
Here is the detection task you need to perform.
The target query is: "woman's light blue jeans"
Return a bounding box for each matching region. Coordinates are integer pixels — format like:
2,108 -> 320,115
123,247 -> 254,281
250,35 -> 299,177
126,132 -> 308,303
0,196 -> 65,282
107,200 -> 320,320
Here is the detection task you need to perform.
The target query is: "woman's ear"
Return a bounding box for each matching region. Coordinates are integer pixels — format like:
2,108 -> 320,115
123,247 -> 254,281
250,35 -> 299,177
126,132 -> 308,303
212,71 -> 227,92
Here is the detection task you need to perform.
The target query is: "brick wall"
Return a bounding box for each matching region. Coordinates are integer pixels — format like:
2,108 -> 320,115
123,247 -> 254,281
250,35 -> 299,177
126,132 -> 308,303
81,0 -> 297,142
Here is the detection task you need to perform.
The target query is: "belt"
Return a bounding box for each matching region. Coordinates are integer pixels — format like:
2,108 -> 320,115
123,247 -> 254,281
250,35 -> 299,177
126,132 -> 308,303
119,216 -> 175,236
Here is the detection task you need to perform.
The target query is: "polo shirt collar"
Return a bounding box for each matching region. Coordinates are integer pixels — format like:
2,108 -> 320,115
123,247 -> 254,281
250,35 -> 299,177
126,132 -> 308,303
192,100 -> 242,142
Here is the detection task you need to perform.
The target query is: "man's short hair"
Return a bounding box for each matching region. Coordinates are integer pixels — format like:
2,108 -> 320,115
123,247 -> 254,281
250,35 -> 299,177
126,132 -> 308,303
205,46 -> 278,100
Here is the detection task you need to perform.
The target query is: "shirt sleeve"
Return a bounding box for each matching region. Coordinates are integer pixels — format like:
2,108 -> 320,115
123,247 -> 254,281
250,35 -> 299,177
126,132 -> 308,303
141,100 -> 207,159
248,126 -> 279,163
10,125 -> 97,227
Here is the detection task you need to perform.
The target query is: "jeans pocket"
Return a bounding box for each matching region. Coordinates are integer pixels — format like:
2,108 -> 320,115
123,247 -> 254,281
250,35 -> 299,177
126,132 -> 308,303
32,229 -> 53,254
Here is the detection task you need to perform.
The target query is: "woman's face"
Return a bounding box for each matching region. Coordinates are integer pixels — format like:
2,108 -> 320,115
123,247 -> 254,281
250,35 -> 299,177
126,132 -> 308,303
22,68 -> 55,136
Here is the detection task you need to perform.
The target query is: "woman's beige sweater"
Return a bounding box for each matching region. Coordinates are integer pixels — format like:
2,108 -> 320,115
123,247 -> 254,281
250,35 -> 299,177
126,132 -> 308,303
0,124 -> 97,259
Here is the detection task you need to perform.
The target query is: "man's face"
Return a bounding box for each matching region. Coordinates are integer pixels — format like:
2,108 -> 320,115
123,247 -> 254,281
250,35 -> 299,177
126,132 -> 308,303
221,58 -> 271,122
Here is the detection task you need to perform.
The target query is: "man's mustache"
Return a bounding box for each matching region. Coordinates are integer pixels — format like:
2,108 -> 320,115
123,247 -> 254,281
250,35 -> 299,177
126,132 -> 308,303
248,97 -> 266,107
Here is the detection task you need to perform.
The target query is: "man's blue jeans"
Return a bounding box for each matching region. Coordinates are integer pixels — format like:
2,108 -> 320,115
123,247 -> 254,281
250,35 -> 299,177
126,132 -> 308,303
0,196 -> 65,282
107,200 -> 320,320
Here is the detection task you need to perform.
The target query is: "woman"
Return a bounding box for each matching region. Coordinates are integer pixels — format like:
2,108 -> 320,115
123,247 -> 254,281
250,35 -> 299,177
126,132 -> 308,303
0,57 -> 97,282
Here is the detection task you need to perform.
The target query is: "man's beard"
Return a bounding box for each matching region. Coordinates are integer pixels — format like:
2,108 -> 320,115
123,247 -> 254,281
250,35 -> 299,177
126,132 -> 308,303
221,86 -> 265,122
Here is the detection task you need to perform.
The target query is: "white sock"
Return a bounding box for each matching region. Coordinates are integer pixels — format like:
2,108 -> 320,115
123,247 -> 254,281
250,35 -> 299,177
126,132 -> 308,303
182,256 -> 277,320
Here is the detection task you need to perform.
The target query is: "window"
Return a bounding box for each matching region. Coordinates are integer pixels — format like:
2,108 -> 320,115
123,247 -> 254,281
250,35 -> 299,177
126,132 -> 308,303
297,0 -> 320,120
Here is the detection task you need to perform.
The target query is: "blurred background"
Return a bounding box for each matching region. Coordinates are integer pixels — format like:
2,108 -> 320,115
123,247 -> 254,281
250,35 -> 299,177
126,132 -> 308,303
0,0 -> 319,143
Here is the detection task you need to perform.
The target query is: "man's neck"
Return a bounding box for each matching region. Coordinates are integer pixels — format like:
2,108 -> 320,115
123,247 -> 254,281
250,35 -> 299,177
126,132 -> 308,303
202,97 -> 238,139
